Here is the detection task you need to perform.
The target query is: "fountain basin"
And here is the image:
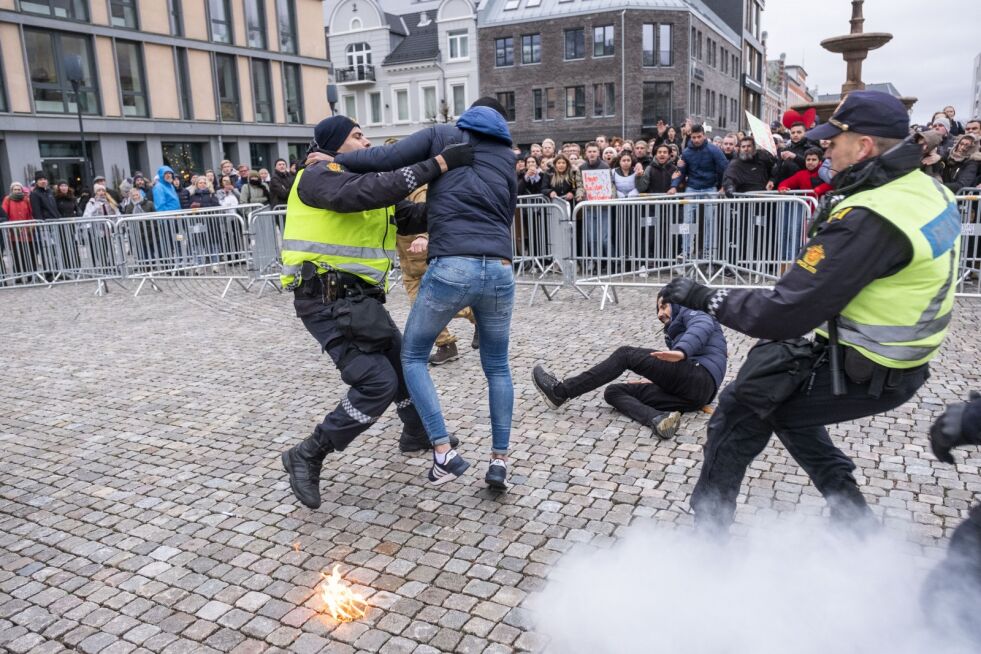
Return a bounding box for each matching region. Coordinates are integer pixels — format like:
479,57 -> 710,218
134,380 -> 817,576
821,33 -> 892,54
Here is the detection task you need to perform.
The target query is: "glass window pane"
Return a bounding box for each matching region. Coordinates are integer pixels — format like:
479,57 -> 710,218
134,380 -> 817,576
245,0 -> 267,49
423,87 -> 437,120
276,0 -> 297,53
209,0 -> 232,43
369,92 -> 382,123
110,0 -> 138,28
283,63 -> 302,124
215,54 -> 239,121
396,89 -> 408,121
659,24 -> 672,66
117,41 -> 148,117
252,59 -> 272,122
343,95 -> 356,119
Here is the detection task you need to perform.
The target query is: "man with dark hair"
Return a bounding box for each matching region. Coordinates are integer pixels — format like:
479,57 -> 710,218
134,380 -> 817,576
29,171 -> 59,221
669,123 -> 728,259
268,158 -> 295,207
773,122 -> 815,183
532,291 -> 727,439
722,137 -> 776,195
662,90 -> 961,536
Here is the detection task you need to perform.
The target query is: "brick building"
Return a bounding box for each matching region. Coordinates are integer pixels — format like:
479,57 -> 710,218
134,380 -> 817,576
477,0 -> 741,147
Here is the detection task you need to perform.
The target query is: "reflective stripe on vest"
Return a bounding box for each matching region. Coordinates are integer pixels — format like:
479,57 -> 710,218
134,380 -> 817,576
279,168 -> 395,290
814,170 -> 960,368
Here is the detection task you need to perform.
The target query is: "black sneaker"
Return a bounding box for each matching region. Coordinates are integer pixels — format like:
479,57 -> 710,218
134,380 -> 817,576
651,411 -> 681,440
429,342 -> 460,365
471,329 -> 480,350
399,429 -> 460,453
532,364 -> 565,410
485,459 -> 508,490
428,449 -> 470,485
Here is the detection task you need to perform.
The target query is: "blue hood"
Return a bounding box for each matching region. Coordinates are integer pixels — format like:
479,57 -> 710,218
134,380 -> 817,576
456,106 -> 512,145
157,165 -> 175,181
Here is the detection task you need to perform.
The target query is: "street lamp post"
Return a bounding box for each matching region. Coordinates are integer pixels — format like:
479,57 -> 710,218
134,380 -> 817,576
64,54 -> 95,189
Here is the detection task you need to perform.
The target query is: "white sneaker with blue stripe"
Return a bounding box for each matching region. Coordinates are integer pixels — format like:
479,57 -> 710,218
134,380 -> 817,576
428,449 -> 470,485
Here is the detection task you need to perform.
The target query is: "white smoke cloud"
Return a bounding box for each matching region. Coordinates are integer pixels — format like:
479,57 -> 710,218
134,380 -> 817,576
532,520 -> 978,654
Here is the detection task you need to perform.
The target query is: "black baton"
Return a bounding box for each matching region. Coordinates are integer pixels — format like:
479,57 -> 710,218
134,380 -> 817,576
828,318 -> 846,397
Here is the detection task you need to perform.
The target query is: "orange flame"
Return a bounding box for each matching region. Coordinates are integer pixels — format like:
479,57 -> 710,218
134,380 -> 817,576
319,565 -> 367,622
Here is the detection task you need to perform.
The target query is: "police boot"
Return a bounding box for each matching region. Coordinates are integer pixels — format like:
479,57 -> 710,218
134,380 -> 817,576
399,427 -> 459,453
826,484 -> 879,537
281,435 -> 333,509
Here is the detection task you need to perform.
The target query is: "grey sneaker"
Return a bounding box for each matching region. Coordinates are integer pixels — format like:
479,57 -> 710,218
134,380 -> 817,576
429,342 -> 460,365
532,364 -> 565,410
652,411 -> 681,440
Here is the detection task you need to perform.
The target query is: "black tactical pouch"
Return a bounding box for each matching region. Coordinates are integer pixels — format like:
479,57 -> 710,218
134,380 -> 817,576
330,290 -> 398,354
732,338 -> 827,420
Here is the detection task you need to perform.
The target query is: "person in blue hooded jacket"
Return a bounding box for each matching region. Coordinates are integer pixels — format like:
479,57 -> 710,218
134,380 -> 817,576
532,290 -> 727,440
332,97 -> 518,490
152,165 -> 180,213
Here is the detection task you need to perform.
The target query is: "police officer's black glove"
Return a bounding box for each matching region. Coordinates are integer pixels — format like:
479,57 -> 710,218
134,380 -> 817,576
439,142 -> 475,171
662,277 -> 717,312
930,391 -> 981,464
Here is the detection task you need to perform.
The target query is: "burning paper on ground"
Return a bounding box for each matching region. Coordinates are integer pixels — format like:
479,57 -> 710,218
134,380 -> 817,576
319,564 -> 368,623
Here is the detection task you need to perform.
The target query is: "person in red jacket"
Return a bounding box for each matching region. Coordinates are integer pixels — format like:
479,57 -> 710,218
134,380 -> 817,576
1,182 -> 38,280
777,148 -> 833,197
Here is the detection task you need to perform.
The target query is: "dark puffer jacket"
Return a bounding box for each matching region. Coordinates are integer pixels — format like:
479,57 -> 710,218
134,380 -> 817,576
334,106 -> 517,261
664,304 -> 728,389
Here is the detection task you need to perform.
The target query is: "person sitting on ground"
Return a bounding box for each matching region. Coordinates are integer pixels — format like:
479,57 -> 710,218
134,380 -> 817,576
777,147 -> 834,197
532,289 -> 728,439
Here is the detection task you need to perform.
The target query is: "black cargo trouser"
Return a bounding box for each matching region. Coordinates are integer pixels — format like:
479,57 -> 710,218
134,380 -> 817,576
558,345 -> 718,425
296,297 -> 425,451
692,359 -> 929,533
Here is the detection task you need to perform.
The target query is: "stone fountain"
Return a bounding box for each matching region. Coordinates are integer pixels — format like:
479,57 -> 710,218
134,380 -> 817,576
792,0 -> 916,121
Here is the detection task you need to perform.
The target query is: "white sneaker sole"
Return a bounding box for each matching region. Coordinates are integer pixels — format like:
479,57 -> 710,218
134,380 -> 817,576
429,460 -> 470,485
654,411 -> 681,440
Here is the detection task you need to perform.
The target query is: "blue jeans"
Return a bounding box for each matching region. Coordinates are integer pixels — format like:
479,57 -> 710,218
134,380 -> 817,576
401,256 -> 515,454
682,188 -> 718,259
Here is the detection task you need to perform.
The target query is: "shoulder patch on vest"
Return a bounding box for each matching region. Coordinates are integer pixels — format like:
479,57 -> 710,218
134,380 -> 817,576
327,162 -> 343,173
920,202 -> 961,258
796,244 -> 826,274
829,207 -> 852,222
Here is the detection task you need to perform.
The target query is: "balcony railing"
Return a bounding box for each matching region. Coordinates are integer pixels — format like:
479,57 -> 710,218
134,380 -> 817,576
336,64 -> 375,84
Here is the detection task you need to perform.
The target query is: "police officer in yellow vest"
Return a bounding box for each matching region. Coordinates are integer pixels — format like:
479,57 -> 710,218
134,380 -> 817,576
280,116 -> 473,509
662,91 -> 962,535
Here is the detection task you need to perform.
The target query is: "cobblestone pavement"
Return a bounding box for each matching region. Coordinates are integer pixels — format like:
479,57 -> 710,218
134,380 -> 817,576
1,280 -> 979,654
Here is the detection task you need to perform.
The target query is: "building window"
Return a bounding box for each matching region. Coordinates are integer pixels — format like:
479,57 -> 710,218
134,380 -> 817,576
448,29 -> 469,61
593,82 -> 614,117
593,25 -> 614,58
287,142 -> 307,165
0,52 -> 7,113
250,143 -> 272,169
214,53 -> 239,121
564,28 -> 585,60
209,0 -> 233,43
368,91 -> 382,124
393,87 -> 409,122
345,42 -> 372,72
162,142 -> 205,180
642,24 -> 672,67
521,34 -> 541,64
545,87 -> 556,120
25,29 -> 99,115
342,95 -> 356,119
283,62 -> 303,124
721,49 -> 728,74
697,31 -> 703,60
532,89 -> 543,121
495,37 -> 513,67
110,0 -> 138,28
642,81 -> 672,127
451,83 -> 466,117
20,0 -> 88,19
731,97 -> 738,123
168,0 -> 183,36
175,47 -> 192,119
245,0 -> 267,49
690,26 -> 696,57
116,41 -> 148,117
496,91 -> 515,122
565,86 -> 585,118
421,84 -> 438,122
252,59 -> 273,122
276,0 -> 297,53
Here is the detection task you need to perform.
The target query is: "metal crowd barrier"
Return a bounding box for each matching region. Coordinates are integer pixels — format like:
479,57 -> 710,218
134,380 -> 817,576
957,191 -> 980,296
0,218 -> 122,294
115,207 -> 253,297
511,195 -> 584,304
571,195 -> 814,308
246,207 -> 287,295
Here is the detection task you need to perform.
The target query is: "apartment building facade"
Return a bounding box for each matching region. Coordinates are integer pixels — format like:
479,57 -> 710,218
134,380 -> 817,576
476,0 -> 741,147
326,0 -> 479,142
0,0 -> 330,191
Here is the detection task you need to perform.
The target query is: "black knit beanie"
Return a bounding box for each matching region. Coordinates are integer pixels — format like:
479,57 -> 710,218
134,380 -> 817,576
311,116 -> 358,155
